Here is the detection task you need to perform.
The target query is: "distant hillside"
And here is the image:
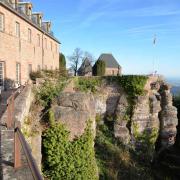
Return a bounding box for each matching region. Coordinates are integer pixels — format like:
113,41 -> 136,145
171,86 -> 180,96
166,77 -> 180,96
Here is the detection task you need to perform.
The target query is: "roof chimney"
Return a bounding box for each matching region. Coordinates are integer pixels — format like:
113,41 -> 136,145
42,21 -> 51,33
32,13 -> 43,27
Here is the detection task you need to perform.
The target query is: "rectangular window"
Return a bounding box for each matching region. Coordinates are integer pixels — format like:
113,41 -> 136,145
37,34 -> 40,46
0,13 -> 4,32
28,64 -> 32,76
45,38 -> 47,49
15,22 -> 20,37
16,63 -> 21,85
37,65 -> 41,71
28,28 -> 31,43
51,41 -> 53,51
0,62 -> 4,88
55,44 -> 58,53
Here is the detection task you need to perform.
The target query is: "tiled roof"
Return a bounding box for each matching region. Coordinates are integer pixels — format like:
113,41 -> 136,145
98,53 -> 121,68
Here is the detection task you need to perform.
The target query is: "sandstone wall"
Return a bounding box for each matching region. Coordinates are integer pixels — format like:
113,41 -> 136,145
13,84 -> 42,171
0,3 -> 59,87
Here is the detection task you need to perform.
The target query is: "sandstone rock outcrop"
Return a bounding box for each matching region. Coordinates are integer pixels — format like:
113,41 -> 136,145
52,77 -> 178,149
113,78 -> 178,150
52,92 -> 96,139
114,94 -> 130,144
159,83 -> 178,147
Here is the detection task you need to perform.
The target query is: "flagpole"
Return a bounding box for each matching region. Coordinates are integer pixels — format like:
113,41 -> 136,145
153,34 -> 156,75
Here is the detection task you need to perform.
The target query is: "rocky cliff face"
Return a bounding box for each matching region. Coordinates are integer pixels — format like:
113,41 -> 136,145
52,76 -> 178,151
114,79 -> 178,149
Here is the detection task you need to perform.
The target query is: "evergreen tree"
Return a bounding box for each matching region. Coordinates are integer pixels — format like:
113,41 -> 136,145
93,60 -> 106,76
59,53 -> 66,70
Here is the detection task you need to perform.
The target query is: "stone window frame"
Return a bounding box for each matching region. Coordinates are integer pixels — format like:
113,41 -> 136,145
37,65 -> 41,71
28,28 -> 32,43
50,41 -> 53,51
0,61 -> 6,88
15,21 -> 20,38
55,44 -> 58,53
28,64 -> 32,76
44,38 -> 47,49
37,33 -> 40,46
16,62 -> 21,85
0,12 -> 5,32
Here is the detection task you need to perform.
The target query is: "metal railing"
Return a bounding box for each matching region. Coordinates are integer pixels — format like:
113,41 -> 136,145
6,86 -> 23,128
4,85 -> 43,180
14,123 -> 43,180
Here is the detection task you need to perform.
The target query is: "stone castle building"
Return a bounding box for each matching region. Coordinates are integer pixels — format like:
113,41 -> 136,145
0,0 -> 60,89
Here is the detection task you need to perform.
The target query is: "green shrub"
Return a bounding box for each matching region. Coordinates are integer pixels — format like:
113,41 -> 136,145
42,121 -> 98,179
93,60 -> 106,76
30,71 -> 43,81
118,75 -> 148,98
35,79 -> 66,108
48,109 -> 55,126
76,77 -> 102,93
59,53 -> 66,70
132,123 -> 158,161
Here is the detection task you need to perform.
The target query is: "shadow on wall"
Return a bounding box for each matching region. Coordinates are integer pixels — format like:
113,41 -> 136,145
4,78 -> 15,90
105,95 -> 120,130
0,78 -> 18,121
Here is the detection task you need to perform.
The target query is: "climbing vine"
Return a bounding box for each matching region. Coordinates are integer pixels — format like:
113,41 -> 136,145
118,75 -> 148,98
132,122 -> 158,161
75,77 -> 102,93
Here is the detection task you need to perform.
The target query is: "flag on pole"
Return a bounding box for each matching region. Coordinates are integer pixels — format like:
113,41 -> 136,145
153,35 -> 157,45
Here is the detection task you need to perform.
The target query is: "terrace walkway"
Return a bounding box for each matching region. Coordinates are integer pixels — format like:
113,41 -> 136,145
0,88 -> 42,180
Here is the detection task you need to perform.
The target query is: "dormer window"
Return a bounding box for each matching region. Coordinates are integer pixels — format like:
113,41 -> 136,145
39,16 -> 42,27
27,6 -> 32,19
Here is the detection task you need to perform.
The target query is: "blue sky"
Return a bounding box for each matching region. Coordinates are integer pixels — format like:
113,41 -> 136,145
31,0 -> 180,78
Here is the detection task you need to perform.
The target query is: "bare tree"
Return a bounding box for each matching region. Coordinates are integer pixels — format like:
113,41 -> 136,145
68,48 -> 83,76
83,51 -> 95,64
